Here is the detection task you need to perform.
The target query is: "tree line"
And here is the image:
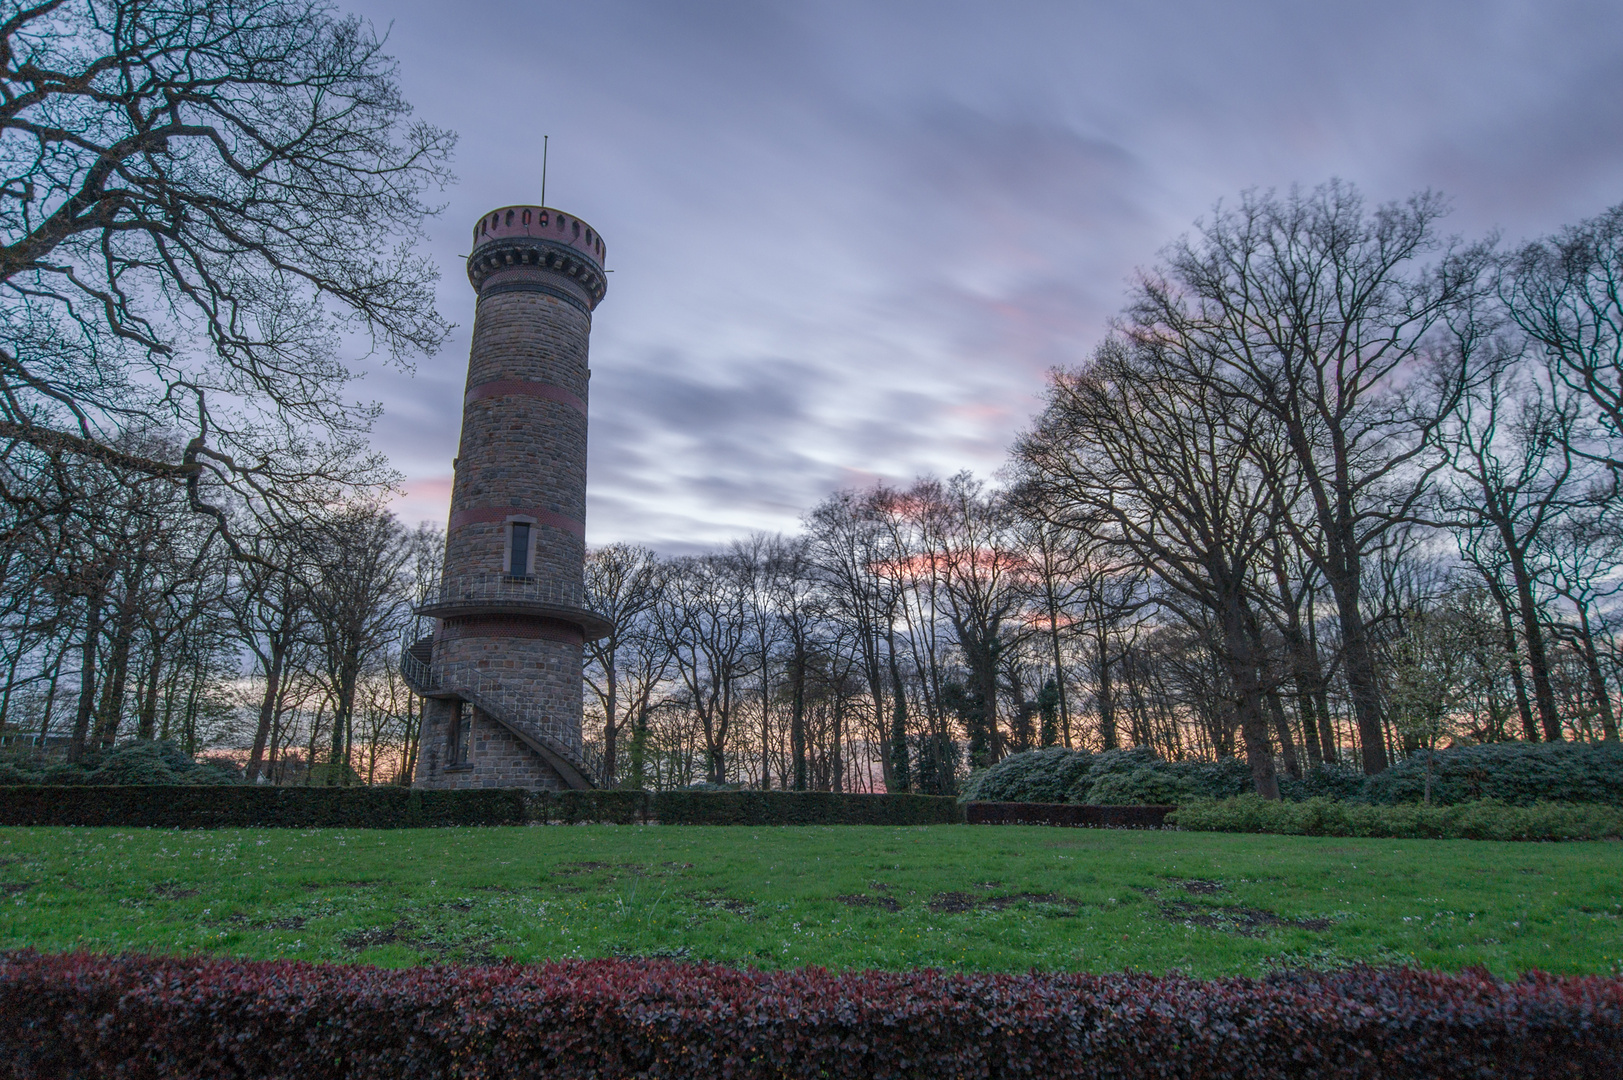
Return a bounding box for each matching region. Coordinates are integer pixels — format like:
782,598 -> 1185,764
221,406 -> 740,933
0,435 -> 437,783
582,187 -> 1623,797
4,6 -> 1619,797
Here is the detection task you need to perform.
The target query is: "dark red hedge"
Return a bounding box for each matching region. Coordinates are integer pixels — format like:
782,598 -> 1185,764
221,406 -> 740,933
966,801 -> 1175,829
1,951 -> 1619,1079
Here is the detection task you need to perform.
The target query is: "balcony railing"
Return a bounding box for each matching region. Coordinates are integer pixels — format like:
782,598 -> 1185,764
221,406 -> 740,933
416,571 -> 586,613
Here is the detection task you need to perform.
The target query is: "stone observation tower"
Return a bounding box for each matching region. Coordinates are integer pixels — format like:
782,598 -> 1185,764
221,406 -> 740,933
403,205 -> 611,790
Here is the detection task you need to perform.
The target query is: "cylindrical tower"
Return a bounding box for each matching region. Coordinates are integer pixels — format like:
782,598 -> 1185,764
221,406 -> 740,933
408,205 -> 610,790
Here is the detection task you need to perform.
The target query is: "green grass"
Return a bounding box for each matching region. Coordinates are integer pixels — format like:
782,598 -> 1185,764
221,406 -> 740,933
2,825 -> 1619,978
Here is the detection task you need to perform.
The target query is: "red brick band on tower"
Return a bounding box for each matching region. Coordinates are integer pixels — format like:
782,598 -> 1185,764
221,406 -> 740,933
405,205 -> 610,792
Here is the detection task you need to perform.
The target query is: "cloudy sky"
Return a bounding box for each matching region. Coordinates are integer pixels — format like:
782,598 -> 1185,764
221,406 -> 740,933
346,0 -> 1623,551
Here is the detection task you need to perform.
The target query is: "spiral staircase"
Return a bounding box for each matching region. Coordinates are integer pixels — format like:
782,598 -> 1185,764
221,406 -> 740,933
399,632 -> 601,790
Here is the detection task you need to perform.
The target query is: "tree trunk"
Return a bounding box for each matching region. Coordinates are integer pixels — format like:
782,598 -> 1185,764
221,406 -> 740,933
1274,565 -> 1326,766
245,632 -> 287,781
330,654 -> 360,784
1095,624 -> 1118,750
1267,690 -> 1302,780
885,628 -> 910,792
136,641 -> 163,739
1502,539 -> 1562,740
1571,608 -> 1620,742
630,703 -> 649,789
92,557 -> 148,749
603,656 -> 619,786
67,594 -> 105,763
831,687 -> 845,792
1324,571 -> 1388,774
38,638 -> 68,748
1046,585 -> 1072,747
791,634 -> 807,791
1222,604 -> 1279,800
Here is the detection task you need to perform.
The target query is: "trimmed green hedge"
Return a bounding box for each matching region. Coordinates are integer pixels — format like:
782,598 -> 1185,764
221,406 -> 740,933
0,785 -> 528,828
0,786 -> 962,829
653,790 -> 961,826
530,789 -> 652,825
1169,795 -> 1623,841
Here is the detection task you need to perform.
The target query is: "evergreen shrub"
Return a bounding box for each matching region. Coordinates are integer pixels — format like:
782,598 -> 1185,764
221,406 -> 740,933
1364,742 -> 1623,806
959,745 -> 1095,803
0,740 -> 243,787
2,951 -> 1618,1079
968,742 -> 1623,808
1084,767 -> 1195,805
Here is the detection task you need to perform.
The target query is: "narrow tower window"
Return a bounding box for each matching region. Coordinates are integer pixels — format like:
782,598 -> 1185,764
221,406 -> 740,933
509,521 -> 531,577
448,701 -> 471,765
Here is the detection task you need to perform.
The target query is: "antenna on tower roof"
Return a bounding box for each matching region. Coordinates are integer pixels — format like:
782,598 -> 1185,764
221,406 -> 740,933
541,135 -> 549,208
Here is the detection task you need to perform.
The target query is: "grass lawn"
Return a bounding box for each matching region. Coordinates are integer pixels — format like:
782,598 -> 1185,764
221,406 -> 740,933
1,824 -> 1619,978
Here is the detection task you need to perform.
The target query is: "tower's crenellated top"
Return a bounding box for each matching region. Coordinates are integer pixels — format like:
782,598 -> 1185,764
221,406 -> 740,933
467,205 -> 607,309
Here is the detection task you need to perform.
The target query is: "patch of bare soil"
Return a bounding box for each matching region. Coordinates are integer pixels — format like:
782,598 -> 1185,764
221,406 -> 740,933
342,919 -> 418,950
222,913 -> 308,930
835,892 -> 902,912
1144,886 -> 1330,936
554,861 -> 612,875
340,917 -> 501,963
0,880 -> 36,896
688,893 -> 755,917
927,891 -> 1082,915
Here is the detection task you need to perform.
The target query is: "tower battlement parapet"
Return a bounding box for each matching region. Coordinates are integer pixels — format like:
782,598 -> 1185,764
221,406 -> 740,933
468,206 -> 607,308
473,205 -> 605,265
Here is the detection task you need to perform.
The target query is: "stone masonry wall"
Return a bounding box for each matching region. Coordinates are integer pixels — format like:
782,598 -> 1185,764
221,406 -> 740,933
413,696 -> 568,791
443,288 -> 590,590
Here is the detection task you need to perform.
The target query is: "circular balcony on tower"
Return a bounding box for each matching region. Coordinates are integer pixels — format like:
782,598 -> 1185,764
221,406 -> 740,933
415,572 -> 612,640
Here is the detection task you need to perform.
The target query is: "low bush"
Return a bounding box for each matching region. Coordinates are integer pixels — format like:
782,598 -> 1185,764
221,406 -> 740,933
1,950 -> 1618,1079
971,742 -> 1623,807
0,740 -> 242,787
1365,742 -> 1623,806
0,785 -> 527,828
1084,765 -> 1195,805
959,744 -> 1095,803
1171,795 -> 1623,841
651,790 -> 961,826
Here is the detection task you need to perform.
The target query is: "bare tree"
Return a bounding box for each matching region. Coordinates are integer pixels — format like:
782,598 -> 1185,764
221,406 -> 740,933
304,504 -> 416,783
1,0 -> 453,540
1135,182 -> 1494,773
1503,204 -> 1623,472
1016,336 -> 1286,798
584,542 -> 662,785
1441,355 -> 1580,740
